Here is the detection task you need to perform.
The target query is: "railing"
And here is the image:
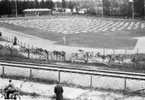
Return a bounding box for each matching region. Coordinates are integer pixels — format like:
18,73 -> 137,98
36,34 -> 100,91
1,61 -> 145,92
1,60 -> 145,79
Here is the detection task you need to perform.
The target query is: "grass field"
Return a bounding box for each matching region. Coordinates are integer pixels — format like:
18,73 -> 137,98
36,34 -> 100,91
1,16 -> 145,49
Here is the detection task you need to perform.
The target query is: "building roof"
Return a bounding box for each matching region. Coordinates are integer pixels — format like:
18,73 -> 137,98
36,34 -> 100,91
23,8 -> 52,12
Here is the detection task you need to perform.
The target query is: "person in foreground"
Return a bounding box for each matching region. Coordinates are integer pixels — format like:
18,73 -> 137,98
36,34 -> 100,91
4,80 -> 16,99
54,81 -> 64,100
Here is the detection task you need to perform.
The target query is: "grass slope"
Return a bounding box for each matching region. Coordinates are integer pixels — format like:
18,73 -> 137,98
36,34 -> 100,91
0,17 -> 142,49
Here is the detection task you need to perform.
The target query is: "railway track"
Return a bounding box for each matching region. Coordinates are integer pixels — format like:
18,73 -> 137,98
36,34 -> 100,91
0,60 -> 145,80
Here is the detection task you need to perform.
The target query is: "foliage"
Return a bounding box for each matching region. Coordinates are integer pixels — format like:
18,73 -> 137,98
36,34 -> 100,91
0,0 -> 144,18
0,0 -> 54,16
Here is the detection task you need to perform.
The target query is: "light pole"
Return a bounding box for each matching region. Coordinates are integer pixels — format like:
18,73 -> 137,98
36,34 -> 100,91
144,0 -> 145,19
101,0 -> 103,18
15,0 -> 17,17
129,0 -> 134,19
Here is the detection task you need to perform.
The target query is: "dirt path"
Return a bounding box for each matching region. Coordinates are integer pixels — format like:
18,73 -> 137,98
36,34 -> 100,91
0,28 -> 144,54
0,78 -> 145,100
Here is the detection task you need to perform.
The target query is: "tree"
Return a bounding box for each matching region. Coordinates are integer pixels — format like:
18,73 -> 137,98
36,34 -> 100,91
49,0 -> 54,9
40,0 -> 45,8
68,1 -> 75,12
119,0 -> 131,17
62,0 -> 66,9
134,0 -> 144,17
103,0 -> 110,16
34,0 -> 40,8
45,0 -> 54,9
0,0 -> 12,15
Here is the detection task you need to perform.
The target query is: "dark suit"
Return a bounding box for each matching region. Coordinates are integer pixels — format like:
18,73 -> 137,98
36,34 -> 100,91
54,84 -> 63,100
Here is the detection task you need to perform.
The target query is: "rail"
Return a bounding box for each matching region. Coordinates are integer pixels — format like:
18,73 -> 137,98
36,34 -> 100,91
0,60 -> 145,81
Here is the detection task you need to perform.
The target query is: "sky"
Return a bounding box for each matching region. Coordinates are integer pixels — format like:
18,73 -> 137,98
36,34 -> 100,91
42,0 -> 70,2
53,0 -> 61,1
37,0 -> 63,2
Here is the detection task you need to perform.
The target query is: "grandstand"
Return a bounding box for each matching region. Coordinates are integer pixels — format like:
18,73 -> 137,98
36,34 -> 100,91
23,9 -> 53,17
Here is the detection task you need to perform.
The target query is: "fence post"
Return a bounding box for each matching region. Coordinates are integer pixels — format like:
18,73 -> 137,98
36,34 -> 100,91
90,75 -> 92,89
103,49 -> 105,55
51,52 -> 53,61
20,42 -> 22,47
137,48 -> 138,54
26,49 -> 30,59
113,49 -> 115,55
8,47 -> 12,60
124,79 -> 127,93
125,49 -> 127,55
17,40 -> 19,45
24,43 -> 26,48
28,44 -> 29,49
64,53 -> 66,62
2,66 -> 5,78
58,70 -> 60,82
45,50 -> 49,61
32,45 -> 33,51
11,37 -> 13,43
29,68 -> 32,80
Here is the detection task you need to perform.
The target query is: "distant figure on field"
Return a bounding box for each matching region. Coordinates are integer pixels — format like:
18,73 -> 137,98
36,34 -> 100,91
54,81 -> 64,100
0,32 -> 2,37
63,35 -> 66,44
4,80 -> 16,99
13,36 -> 17,45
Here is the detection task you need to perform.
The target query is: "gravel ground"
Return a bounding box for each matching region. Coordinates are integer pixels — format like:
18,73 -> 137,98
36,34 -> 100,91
0,78 -> 145,100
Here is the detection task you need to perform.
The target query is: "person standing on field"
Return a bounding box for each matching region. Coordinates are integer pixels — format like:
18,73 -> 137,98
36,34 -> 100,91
54,81 -> 64,100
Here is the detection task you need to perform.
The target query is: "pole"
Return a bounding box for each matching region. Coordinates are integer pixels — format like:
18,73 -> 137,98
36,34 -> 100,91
144,0 -> 145,19
58,70 -> 60,82
15,0 -> 18,17
124,79 -> 127,93
30,69 -> 32,80
101,0 -> 104,18
2,67 -> 5,78
90,75 -> 92,88
132,0 -> 134,19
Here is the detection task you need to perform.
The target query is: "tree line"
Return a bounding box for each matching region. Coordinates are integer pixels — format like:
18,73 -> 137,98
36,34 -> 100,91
0,0 -> 54,16
103,0 -> 144,17
0,0 -> 144,18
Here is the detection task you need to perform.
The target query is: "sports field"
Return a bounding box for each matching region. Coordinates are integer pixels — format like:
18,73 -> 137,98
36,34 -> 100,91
0,16 -> 145,49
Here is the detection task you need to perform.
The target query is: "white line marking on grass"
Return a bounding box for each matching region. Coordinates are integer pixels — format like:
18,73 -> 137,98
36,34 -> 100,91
118,22 -> 129,30
127,22 -> 135,30
133,22 -> 140,29
141,23 -> 145,28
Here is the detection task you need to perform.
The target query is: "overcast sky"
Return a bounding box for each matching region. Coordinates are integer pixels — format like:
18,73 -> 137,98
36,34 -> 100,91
53,0 -> 61,1
36,0 -> 62,2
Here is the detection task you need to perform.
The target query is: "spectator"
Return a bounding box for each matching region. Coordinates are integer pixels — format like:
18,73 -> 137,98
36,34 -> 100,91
54,81 -> 64,100
0,32 -> 2,37
13,36 -> 17,45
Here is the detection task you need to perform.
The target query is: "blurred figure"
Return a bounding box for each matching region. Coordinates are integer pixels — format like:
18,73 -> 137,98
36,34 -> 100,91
54,81 -> 64,100
13,36 -> 17,45
63,35 -> 66,44
4,80 -> 16,99
0,32 -> 2,37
